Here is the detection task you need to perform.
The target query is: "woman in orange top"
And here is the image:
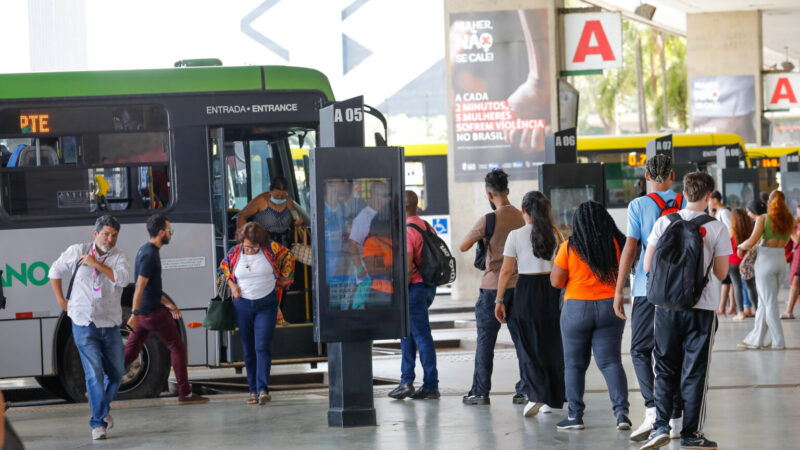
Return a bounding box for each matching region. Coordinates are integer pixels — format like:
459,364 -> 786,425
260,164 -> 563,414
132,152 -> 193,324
550,201 -> 630,431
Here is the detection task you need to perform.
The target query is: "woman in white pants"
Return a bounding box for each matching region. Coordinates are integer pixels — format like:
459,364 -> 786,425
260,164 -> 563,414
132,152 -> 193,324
738,191 -> 796,350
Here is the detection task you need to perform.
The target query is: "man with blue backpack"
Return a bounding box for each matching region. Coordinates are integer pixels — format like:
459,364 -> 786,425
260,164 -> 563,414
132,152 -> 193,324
614,154 -> 686,442
640,171 -> 731,450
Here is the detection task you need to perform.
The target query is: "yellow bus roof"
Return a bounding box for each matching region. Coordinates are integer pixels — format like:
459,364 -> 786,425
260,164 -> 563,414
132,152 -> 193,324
744,146 -> 800,158
577,133 -> 745,151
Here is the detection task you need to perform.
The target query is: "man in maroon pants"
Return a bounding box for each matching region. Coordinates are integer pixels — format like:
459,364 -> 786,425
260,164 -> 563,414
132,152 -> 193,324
125,214 -> 208,404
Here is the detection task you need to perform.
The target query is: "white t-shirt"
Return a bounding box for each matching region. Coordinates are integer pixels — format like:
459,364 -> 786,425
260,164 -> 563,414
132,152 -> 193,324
716,207 -> 732,229
647,209 -> 732,311
502,224 -> 557,273
234,251 -> 276,299
348,206 -> 377,246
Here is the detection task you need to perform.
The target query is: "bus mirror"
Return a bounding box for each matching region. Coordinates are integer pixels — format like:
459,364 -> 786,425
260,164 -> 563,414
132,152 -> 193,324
374,132 -> 386,147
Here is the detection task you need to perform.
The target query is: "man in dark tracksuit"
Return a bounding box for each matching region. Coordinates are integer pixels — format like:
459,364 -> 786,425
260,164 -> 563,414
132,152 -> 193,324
641,172 -> 730,450
613,155 -> 685,441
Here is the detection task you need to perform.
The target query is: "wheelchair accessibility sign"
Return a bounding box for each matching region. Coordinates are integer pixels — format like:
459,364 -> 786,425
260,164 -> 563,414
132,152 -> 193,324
432,218 -> 448,234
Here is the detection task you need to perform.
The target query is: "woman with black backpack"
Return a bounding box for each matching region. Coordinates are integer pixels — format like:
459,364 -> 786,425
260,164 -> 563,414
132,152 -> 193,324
550,201 -> 630,431
495,191 -> 565,418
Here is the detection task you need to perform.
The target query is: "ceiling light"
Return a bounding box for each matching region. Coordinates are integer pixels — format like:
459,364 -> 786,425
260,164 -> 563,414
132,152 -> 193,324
634,4 -> 656,20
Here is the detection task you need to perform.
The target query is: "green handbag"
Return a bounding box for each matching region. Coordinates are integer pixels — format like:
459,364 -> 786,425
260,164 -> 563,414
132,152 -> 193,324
203,276 -> 236,331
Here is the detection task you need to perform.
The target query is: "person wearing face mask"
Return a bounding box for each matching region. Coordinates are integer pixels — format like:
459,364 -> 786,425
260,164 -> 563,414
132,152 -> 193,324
48,215 -> 132,441
237,176 -> 304,249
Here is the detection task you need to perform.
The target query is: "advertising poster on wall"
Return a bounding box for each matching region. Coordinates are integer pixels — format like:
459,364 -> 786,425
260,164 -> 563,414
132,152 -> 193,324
691,75 -> 756,143
449,9 -> 551,182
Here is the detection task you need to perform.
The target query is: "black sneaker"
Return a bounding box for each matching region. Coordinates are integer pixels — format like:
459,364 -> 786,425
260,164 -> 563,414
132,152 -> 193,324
462,394 -> 490,405
617,414 -> 632,430
556,416 -> 585,430
512,393 -> 527,405
388,382 -> 415,400
409,388 -> 440,400
680,433 -> 718,449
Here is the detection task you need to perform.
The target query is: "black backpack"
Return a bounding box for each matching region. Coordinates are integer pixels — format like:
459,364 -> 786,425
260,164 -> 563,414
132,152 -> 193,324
647,213 -> 715,311
473,212 -> 496,270
406,222 -> 457,286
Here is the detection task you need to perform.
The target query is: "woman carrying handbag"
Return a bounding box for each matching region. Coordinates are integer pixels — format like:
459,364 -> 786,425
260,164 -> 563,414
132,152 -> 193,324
218,222 -> 295,405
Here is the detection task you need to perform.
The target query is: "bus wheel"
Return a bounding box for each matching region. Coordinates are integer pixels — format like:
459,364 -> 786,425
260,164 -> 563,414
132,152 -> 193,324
58,327 -> 171,403
34,375 -> 71,402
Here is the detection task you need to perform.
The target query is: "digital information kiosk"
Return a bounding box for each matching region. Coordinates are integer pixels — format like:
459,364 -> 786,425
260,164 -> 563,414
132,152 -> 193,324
780,152 -> 800,212
311,96 -> 409,427
716,145 -> 758,210
538,128 -> 606,237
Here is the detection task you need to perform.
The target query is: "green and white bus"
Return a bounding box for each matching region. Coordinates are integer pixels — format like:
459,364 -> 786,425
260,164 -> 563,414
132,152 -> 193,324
0,63 -> 331,402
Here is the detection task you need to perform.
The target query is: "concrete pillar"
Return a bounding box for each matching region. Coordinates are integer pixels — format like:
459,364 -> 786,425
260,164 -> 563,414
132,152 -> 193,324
443,0 -> 562,301
687,11 -> 763,144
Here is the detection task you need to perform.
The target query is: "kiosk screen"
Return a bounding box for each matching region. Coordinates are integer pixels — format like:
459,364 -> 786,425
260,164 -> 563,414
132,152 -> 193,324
724,182 -> 755,209
782,173 -> 800,214
324,177 -> 395,310
550,186 -> 595,237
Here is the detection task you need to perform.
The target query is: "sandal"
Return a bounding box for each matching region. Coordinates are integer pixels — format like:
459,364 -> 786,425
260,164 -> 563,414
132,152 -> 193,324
247,393 -> 258,405
780,313 -> 795,320
259,391 -> 271,405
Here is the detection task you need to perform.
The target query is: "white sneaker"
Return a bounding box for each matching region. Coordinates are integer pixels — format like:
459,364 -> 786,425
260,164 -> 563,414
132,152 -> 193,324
669,416 -> 682,439
540,404 -> 552,414
523,401 -> 544,417
92,426 -> 107,440
104,414 -> 114,430
630,407 -> 656,442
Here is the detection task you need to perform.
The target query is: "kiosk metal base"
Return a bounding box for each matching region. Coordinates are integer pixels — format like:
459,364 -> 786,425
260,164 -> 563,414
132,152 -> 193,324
326,340 -> 376,428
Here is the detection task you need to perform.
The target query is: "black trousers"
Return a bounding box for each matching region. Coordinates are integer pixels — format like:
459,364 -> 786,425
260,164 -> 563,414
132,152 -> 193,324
653,307 -> 717,437
630,297 -> 682,416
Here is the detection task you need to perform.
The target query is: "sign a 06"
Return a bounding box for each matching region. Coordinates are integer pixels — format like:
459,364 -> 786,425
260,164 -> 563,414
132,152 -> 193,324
20,114 -> 50,133
563,12 -> 623,71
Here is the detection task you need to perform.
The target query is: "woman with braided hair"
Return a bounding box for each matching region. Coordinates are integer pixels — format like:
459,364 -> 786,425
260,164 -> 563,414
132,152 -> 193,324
495,191 -> 565,418
551,201 -> 630,431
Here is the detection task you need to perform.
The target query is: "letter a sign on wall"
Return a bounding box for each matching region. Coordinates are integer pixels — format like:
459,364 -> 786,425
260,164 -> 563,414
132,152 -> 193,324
563,12 -> 622,71
764,73 -> 800,111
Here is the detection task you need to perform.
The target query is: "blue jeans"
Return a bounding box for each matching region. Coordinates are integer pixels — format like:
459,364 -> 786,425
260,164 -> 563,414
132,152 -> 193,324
71,323 -> 125,429
468,288 -> 523,396
400,283 -> 438,389
561,299 -> 629,420
234,292 -> 278,394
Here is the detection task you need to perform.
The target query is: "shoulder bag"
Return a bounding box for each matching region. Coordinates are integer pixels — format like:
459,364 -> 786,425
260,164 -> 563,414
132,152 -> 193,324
473,212 -> 496,270
739,244 -> 759,281
291,227 -> 313,266
202,275 -> 236,331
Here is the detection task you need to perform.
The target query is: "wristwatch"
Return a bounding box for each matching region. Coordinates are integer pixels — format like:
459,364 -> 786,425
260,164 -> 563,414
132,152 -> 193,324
494,298 -> 504,304
131,309 -> 142,316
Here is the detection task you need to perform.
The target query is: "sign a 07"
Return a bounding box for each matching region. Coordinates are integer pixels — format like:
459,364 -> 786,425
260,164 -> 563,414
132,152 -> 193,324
563,12 -> 623,71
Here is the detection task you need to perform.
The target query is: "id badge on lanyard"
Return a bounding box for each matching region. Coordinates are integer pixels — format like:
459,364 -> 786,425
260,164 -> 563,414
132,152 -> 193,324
91,245 -> 109,299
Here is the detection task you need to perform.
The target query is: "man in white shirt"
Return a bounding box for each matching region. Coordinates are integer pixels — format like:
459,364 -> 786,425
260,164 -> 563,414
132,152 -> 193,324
640,173 -> 731,450
49,215 -> 131,441
709,191 -> 731,228
347,181 -> 391,279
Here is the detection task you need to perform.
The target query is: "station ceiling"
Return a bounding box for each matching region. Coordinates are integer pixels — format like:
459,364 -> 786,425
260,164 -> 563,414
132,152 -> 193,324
586,0 -> 800,69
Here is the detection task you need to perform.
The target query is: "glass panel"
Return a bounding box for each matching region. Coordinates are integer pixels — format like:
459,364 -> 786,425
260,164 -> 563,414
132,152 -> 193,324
0,164 -> 167,216
404,161 -> 427,211
724,182 -> 754,210
550,186 -> 595,238
289,130 -> 315,212
324,178 -> 393,310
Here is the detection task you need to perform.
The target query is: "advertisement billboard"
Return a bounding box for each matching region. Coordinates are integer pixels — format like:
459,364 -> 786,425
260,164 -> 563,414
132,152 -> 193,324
449,9 -> 551,182
691,75 -> 756,143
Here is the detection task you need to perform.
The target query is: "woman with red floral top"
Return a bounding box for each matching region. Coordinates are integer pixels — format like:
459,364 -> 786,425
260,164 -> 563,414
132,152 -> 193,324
218,222 -> 294,405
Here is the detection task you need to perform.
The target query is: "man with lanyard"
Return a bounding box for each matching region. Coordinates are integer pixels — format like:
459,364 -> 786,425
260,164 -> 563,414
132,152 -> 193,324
125,214 -> 208,405
49,215 -> 131,440
613,155 -> 686,442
